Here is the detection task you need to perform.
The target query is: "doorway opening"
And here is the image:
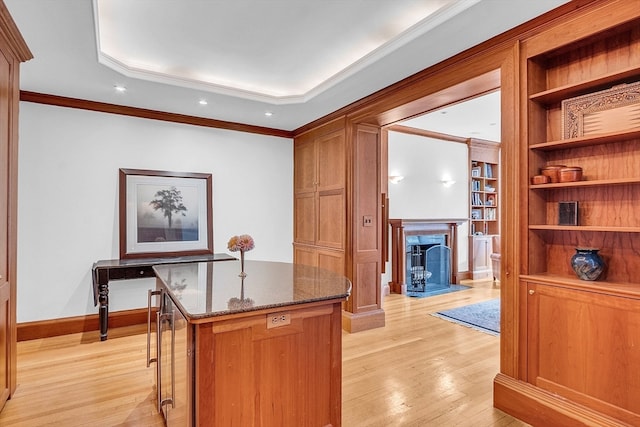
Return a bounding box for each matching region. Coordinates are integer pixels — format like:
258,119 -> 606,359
383,84 -> 501,295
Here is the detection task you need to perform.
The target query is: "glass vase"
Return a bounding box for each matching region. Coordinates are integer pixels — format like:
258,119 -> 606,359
239,250 -> 246,278
570,248 -> 605,281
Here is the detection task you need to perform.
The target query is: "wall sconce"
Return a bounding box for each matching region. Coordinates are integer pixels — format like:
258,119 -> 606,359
441,177 -> 456,187
389,175 -> 404,184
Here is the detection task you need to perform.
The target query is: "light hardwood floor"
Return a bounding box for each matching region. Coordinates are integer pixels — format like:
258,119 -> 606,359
0,281 -> 528,426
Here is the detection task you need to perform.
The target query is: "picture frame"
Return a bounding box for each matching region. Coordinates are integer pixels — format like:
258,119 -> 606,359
558,201 -> 578,226
561,81 -> 640,139
119,168 -> 213,259
471,167 -> 481,177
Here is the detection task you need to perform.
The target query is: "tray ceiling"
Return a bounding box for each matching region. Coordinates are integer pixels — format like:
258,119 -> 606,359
7,0 -> 569,131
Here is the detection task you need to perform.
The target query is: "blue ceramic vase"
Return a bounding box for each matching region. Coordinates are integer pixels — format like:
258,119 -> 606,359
570,248 -> 605,281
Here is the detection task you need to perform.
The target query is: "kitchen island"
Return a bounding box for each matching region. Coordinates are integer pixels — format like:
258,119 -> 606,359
151,259 -> 351,426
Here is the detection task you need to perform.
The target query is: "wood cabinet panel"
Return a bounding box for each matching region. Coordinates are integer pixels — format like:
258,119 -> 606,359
195,303 -> 342,426
294,137 -> 316,194
317,249 -> 345,276
294,193 -> 316,244
317,130 -> 345,192
317,190 -> 344,249
293,122 -> 346,274
293,245 -> 317,267
293,244 -> 344,276
526,281 -> 640,425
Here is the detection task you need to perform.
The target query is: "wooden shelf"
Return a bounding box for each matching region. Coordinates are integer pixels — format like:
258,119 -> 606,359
529,66 -> 640,105
529,225 -> 640,233
516,11 -> 640,425
530,129 -> 640,151
521,273 -> 640,299
530,177 -> 640,189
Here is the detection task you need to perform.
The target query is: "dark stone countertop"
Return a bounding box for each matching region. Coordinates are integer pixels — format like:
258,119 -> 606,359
153,260 -> 351,320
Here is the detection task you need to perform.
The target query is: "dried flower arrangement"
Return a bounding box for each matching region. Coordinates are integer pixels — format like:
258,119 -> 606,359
227,234 -> 255,252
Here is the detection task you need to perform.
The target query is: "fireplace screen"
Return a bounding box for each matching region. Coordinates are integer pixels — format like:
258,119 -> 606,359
425,245 -> 451,286
405,234 -> 451,292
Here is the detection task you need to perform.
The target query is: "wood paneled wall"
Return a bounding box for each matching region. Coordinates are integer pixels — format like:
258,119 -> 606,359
0,0 -> 32,410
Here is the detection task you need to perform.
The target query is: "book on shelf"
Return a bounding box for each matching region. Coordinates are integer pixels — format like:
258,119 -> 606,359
484,163 -> 493,178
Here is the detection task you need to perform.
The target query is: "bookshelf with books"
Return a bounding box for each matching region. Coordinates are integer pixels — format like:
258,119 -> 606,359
469,139 -> 500,279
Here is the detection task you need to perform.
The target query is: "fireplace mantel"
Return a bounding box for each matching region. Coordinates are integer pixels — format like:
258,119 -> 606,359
388,218 -> 466,294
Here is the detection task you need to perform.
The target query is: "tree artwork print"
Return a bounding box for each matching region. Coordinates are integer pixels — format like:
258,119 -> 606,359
149,186 -> 187,229
136,183 -> 199,243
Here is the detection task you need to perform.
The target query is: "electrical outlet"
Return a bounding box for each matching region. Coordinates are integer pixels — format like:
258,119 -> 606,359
267,312 -> 291,329
363,215 -> 373,226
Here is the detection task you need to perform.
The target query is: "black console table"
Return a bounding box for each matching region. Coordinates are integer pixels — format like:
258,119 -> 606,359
92,253 -> 236,340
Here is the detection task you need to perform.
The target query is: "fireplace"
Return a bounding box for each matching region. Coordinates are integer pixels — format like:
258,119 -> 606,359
389,219 -> 465,294
405,234 -> 451,292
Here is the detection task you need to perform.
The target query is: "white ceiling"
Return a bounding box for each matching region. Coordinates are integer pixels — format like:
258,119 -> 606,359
401,90 -> 501,141
7,0 -> 568,132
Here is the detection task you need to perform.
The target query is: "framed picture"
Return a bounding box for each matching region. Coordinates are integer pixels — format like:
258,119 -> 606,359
119,168 -> 213,259
471,167 -> 481,177
561,81 -> 640,139
558,201 -> 578,226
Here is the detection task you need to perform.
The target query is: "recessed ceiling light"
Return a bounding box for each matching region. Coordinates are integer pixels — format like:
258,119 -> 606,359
199,99 -> 208,105
114,85 -> 127,93
265,111 -> 273,117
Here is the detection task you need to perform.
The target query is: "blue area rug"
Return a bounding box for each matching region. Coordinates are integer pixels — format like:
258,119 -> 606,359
431,298 -> 500,336
406,284 -> 470,298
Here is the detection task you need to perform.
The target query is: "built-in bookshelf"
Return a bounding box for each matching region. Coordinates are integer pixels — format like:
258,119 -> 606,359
469,158 -> 499,236
469,139 -> 500,280
505,9 -> 640,426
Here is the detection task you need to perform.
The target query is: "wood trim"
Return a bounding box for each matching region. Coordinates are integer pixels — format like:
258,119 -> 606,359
19,91 -> 294,139
17,308 -> 152,341
493,373 -> 628,427
457,270 -> 473,281
341,308 -> 385,333
386,125 -> 469,144
0,2 -> 33,62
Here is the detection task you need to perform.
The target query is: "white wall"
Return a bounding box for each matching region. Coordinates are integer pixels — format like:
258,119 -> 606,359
17,102 -> 293,322
384,131 -> 469,283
